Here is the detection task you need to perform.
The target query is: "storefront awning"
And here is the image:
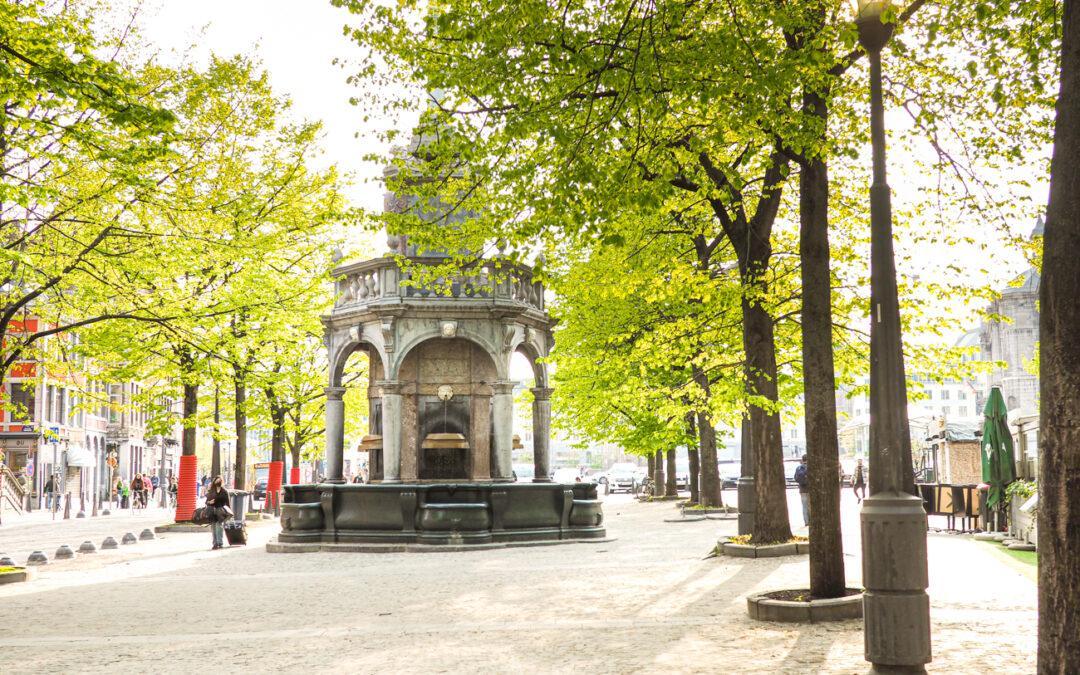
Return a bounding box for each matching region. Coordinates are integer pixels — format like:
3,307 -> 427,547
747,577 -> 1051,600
66,445 -> 96,468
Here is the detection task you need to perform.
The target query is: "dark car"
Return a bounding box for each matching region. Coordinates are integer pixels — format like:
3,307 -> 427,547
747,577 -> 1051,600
252,480 -> 268,501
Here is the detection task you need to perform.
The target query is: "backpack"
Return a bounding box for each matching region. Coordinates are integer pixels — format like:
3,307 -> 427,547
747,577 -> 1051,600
794,464 -> 809,489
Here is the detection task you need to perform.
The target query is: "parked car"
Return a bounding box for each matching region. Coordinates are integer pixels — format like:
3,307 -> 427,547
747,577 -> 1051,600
252,480 -> 268,501
551,467 -> 582,484
606,462 -> 641,493
718,462 -> 741,489
674,459 -> 691,491
512,463 -> 535,483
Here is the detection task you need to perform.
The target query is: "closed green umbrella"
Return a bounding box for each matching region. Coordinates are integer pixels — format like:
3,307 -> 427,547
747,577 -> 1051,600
981,386 -> 1017,517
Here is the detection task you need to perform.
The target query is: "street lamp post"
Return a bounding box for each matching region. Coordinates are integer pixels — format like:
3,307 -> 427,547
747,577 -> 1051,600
854,1 -> 932,672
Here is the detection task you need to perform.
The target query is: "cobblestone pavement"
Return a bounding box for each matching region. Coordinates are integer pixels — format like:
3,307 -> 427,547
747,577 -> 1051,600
0,504 -> 182,564
0,490 -> 1035,674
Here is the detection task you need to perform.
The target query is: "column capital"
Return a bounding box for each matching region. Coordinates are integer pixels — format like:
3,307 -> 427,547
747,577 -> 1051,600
325,387 -> 346,401
491,381 -> 516,396
376,380 -> 405,396
530,387 -> 554,401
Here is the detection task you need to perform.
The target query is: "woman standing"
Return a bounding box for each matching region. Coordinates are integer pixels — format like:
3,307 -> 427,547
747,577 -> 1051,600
205,476 -> 230,550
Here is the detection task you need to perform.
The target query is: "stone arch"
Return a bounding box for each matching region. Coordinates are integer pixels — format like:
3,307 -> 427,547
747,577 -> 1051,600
392,326 -> 505,381
330,339 -> 387,388
513,340 -> 548,390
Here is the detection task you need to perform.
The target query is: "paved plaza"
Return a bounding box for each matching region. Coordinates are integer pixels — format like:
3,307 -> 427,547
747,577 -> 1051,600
0,491 -> 1035,673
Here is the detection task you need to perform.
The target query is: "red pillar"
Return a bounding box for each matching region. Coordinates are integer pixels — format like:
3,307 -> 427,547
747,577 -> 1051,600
175,454 -> 197,522
266,460 -> 284,509
289,466 -> 300,485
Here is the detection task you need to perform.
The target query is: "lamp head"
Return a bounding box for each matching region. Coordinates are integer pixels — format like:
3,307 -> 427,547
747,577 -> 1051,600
851,0 -> 896,53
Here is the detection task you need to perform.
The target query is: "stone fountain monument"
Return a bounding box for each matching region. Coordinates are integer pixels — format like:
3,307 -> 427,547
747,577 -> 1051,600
272,130 -> 605,550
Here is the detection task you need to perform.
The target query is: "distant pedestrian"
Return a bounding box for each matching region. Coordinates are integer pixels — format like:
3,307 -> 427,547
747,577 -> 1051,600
205,475 -> 230,550
168,477 -> 178,507
120,480 -> 130,509
114,477 -> 123,508
44,474 -> 58,511
852,459 -> 866,503
131,473 -> 148,509
794,455 -> 810,527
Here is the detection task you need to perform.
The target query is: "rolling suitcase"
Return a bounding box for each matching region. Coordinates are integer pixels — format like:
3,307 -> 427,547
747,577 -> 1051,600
224,521 -> 247,546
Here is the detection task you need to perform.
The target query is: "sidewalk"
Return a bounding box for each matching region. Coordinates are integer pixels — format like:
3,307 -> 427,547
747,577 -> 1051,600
0,504 -> 177,565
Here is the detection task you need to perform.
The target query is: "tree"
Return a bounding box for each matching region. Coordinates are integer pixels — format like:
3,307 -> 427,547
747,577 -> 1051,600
81,54 -> 350,519
1038,0 -> 1080,667
0,1 -> 178,389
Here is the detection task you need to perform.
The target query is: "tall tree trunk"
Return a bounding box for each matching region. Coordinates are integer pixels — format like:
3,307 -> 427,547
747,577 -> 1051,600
665,447 -> 677,496
1039,1 -> 1080,667
291,422 -> 302,482
233,369 -> 247,490
691,366 -> 722,507
174,360 -> 199,522
686,412 -> 700,505
653,449 -> 666,497
646,451 -> 655,492
210,386 -> 221,478
743,297 -> 792,544
270,404 -> 286,464
182,382 -> 198,458
696,410 -> 722,507
800,92 -> 845,598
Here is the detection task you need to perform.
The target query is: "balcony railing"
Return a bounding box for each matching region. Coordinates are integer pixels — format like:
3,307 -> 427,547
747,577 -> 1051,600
332,257 -> 545,313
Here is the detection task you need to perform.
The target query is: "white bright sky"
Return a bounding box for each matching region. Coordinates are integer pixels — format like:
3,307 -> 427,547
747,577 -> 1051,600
115,1 -> 1050,348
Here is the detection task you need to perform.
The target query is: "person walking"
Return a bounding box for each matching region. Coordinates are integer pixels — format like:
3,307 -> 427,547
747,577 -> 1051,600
852,458 -> 866,503
794,454 -> 810,527
130,473 -> 147,509
205,476 -> 230,550
168,476 -> 178,508
44,474 -> 57,511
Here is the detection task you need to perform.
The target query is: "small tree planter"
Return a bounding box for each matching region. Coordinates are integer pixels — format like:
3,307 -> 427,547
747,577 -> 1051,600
716,537 -> 808,558
0,566 -> 33,586
746,589 -> 863,623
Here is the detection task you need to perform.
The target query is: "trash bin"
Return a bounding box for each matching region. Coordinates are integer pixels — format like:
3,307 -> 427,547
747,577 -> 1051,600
230,491 -> 250,525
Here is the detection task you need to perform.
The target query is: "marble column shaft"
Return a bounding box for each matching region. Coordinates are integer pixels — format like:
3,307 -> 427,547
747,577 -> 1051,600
324,387 -> 346,484
378,380 -> 403,482
531,387 -> 553,482
491,381 -> 515,481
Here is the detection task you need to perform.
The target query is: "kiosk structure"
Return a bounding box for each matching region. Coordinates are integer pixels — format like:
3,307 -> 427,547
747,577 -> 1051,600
274,135 -> 605,550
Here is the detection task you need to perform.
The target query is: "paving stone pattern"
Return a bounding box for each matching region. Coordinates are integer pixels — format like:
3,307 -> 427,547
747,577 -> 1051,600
0,491 -> 1035,673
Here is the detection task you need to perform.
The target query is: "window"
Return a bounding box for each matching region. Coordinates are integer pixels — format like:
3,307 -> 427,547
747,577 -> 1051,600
45,385 -> 55,423
943,406 -> 951,415
58,388 -> 66,426
109,384 -> 122,423
958,391 -> 967,401
9,384 -> 36,423
941,390 -> 950,400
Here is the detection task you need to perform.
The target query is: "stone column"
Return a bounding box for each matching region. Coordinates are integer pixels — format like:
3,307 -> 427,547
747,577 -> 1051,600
491,381 -> 515,481
379,380 -> 403,482
324,387 -> 346,484
531,387 -> 553,482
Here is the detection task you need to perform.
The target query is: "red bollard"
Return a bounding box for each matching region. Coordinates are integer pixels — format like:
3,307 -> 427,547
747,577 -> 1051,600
175,455 -> 198,522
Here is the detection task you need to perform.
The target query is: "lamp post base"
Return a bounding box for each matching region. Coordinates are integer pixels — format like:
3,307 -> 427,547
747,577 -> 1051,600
861,491 -> 931,671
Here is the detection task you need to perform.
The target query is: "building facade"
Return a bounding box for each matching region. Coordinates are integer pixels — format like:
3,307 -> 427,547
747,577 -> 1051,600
0,321 -> 181,513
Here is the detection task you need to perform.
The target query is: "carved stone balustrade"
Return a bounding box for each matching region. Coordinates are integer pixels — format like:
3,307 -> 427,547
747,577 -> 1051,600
333,257 -> 545,314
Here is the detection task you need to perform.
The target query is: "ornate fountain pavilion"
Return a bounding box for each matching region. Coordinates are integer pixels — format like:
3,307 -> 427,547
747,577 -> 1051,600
273,152 -> 606,548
